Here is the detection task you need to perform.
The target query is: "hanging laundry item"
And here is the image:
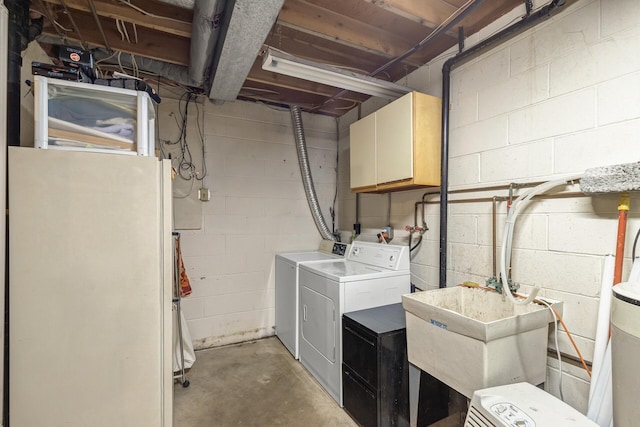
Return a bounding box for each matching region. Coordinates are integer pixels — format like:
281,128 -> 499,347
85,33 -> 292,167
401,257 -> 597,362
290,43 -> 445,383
175,237 -> 192,297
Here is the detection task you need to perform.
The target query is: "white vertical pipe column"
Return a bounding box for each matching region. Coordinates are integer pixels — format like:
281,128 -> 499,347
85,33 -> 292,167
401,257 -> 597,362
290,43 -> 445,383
587,254 -> 615,426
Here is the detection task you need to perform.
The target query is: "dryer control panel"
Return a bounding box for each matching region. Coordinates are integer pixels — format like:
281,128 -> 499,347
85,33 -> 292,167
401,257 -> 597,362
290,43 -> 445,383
347,241 -> 409,270
318,240 -> 349,257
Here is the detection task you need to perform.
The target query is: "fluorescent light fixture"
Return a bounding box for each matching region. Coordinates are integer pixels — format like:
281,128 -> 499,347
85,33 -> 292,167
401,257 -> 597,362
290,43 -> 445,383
262,48 -> 412,100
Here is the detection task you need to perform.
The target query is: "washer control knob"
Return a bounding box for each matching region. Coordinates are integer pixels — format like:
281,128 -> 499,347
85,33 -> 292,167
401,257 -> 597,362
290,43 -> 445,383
389,255 -> 395,261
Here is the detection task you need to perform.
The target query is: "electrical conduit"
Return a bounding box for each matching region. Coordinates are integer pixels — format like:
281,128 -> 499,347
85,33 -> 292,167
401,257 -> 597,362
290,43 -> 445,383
290,105 -> 335,241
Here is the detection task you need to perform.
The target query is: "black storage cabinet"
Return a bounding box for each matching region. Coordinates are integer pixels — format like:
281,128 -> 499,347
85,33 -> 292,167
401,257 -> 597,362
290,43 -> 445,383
342,303 -> 409,427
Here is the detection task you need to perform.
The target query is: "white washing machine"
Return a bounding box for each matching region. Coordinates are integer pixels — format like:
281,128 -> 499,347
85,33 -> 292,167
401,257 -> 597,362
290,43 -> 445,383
275,240 -> 350,359
298,241 -> 411,406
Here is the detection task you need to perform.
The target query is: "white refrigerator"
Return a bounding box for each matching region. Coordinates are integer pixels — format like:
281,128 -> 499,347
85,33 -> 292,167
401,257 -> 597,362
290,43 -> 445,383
8,147 -> 173,426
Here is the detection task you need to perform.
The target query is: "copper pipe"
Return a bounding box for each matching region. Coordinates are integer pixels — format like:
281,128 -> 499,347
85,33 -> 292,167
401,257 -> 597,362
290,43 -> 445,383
413,180 -> 568,229
614,193 -> 631,285
86,0 -> 111,52
418,191 -> 587,205
59,0 -> 88,50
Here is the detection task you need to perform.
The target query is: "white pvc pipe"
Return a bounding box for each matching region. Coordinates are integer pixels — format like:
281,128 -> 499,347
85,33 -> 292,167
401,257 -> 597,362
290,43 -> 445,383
587,339 -> 613,426
588,254 -> 615,409
500,175 -> 582,305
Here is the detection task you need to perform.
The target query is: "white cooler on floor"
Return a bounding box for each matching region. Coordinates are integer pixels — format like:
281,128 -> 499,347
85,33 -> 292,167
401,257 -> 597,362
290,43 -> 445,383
464,382 -> 597,426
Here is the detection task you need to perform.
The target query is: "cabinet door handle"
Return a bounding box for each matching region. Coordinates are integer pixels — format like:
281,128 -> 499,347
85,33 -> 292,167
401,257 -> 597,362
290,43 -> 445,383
303,304 -> 307,321
344,325 -> 375,347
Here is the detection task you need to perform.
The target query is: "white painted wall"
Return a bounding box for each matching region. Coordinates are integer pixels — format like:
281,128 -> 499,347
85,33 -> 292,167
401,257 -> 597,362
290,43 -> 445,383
160,98 -> 338,349
338,0 -> 640,413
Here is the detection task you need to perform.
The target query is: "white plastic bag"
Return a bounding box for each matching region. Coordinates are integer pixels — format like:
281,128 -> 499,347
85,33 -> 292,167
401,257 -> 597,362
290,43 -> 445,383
173,304 -> 196,372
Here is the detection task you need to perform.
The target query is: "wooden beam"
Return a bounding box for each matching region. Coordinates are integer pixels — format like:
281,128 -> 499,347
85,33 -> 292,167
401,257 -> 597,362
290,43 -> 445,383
361,0 -> 458,28
237,90 -> 354,117
267,24 -> 421,73
277,0 -> 423,67
42,9 -> 190,65
41,0 -> 192,38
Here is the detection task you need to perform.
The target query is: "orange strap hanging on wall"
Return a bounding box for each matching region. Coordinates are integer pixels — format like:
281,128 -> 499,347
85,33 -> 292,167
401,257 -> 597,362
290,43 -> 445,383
175,236 -> 192,297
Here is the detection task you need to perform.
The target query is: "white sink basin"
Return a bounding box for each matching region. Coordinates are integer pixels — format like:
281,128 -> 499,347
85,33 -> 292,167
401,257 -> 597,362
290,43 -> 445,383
402,287 -> 560,398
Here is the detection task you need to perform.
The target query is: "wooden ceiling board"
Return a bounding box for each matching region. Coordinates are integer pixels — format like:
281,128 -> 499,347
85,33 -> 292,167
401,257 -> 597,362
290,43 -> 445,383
278,0 -> 425,63
361,0 -> 458,28
41,0 -> 192,38
237,86 -> 357,117
265,28 -> 389,74
41,9 -> 190,65
456,1 -> 523,35
32,0 -> 542,116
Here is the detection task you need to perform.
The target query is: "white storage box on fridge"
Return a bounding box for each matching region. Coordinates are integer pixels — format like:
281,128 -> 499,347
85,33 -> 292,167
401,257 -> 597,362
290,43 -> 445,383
33,75 -> 155,156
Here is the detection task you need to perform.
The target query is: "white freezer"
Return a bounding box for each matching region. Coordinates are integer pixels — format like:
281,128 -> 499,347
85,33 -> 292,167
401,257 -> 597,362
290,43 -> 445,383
8,147 -> 173,427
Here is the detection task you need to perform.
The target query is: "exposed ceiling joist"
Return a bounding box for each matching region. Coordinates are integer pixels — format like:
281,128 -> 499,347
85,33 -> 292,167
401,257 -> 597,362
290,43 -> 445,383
277,0 -> 424,67
32,0 -> 530,116
362,0 -> 459,28
39,9 -> 190,65
40,0 -> 192,38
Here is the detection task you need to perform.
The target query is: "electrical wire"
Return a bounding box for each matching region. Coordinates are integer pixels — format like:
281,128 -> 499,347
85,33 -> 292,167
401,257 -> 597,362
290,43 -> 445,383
193,96 -> 207,181
632,227 -> 640,260
160,90 -> 207,184
536,298 -> 564,401
117,0 -> 191,25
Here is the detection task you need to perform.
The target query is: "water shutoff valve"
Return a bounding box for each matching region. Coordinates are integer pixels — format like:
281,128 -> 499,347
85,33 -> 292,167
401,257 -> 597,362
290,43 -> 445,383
381,226 -> 394,242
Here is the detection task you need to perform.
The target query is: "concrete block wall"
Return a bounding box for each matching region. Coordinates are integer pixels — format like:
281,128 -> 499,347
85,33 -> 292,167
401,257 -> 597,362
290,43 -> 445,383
338,0 -> 640,413
160,98 -> 338,349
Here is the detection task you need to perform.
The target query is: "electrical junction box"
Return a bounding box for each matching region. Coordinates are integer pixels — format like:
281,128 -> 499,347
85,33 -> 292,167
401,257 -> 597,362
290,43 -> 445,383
198,188 -> 210,202
464,382 -> 597,427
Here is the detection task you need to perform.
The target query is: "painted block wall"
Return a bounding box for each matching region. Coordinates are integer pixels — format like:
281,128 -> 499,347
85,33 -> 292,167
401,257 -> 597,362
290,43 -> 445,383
338,0 -> 640,413
159,98 -> 338,349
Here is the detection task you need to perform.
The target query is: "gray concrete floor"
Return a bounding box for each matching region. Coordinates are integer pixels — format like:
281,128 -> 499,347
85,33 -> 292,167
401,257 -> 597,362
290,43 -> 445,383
173,337 -> 358,427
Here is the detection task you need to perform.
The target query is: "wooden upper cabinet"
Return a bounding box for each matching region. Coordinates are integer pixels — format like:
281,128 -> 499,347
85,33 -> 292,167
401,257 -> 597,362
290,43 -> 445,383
349,113 -> 377,191
350,92 -> 442,193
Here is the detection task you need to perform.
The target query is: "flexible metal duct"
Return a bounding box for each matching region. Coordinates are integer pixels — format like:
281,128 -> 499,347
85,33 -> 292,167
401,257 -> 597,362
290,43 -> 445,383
290,106 -> 335,241
93,50 -> 201,87
189,0 -> 225,83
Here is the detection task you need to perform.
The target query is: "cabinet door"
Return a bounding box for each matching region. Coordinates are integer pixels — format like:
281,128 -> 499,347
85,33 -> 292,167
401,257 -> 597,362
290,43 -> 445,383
376,92 -> 414,184
350,113 -> 377,189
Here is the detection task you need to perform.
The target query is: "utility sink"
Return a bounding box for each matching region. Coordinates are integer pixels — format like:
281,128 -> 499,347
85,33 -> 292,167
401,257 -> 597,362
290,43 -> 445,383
402,287 -> 561,398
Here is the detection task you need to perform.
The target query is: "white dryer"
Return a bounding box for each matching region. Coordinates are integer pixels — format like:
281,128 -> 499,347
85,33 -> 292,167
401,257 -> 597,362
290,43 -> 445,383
298,241 -> 411,406
275,240 -> 350,359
